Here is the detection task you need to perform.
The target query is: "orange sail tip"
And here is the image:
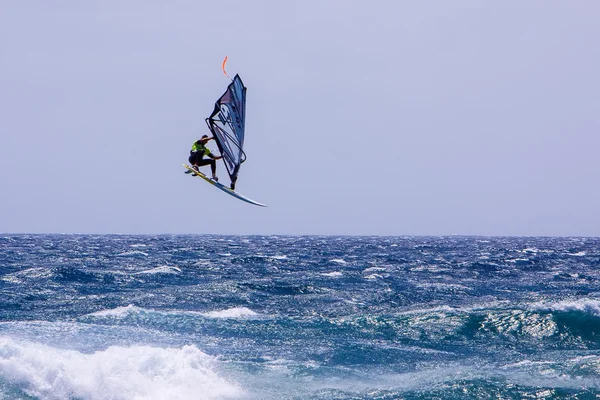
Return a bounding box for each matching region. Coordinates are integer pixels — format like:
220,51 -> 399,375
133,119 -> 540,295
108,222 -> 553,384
222,56 -> 230,78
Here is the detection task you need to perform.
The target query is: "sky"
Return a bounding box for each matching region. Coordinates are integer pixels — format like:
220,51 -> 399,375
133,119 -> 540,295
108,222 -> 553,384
1,1 -> 599,236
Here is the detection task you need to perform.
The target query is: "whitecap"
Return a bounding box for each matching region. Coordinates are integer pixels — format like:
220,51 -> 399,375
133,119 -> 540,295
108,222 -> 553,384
415,282 -> 469,291
531,299 -> 600,316
363,267 -> 386,273
501,359 -> 554,369
201,307 -> 258,319
321,271 -> 343,278
86,304 -> 142,318
397,305 -> 456,316
0,336 -> 242,400
521,247 -> 539,253
116,250 -> 148,257
135,266 -> 182,275
0,267 -> 53,283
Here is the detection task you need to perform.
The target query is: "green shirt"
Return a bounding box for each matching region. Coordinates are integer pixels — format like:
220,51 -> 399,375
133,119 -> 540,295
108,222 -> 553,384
191,141 -> 211,157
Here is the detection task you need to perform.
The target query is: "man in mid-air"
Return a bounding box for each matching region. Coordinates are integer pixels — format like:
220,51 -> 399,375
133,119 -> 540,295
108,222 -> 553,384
186,135 -> 222,181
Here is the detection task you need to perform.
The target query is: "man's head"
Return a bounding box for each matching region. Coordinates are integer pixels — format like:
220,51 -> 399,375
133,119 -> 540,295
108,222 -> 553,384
199,135 -> 209,144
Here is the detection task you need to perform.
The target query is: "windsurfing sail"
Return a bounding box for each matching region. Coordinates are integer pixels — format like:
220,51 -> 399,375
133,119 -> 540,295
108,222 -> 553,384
205,74 -> 246,188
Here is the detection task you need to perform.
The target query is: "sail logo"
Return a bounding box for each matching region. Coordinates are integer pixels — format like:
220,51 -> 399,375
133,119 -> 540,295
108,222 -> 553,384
218,105 -> 232,125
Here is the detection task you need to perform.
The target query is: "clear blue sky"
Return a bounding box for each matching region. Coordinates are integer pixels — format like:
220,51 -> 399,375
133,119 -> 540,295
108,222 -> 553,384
1,1 -> 599,236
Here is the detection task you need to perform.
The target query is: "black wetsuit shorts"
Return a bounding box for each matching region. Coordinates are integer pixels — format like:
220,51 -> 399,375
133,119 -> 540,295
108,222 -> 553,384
189,151 -> 214,166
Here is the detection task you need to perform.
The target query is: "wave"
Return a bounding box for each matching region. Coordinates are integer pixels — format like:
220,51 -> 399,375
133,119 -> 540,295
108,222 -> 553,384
321,271 -> 343,278
531,299 -> 600,317
87,304 -> 142,318
85,305 -> 260,321
52,266 -> 102,284
265,255 -> 287,261
0,336 -> 242,400
363,267 -> 387,273
415,282 -> 470,292
232,360 -> 600,399
201,307 -> 258,319
115,250 -> 149,257
320,299 -> 600,351
0,267 -> 53,284
134,266 -> 182,275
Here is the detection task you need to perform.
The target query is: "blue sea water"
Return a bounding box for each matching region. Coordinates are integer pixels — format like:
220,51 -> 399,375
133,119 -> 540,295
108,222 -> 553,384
1,235 -> 600,399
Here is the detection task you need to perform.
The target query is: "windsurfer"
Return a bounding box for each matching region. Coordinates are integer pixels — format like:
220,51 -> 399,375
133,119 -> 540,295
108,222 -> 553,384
187,135 -> 222,181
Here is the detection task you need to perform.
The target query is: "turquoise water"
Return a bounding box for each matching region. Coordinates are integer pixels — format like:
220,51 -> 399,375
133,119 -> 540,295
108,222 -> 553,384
1,235 -> 599,399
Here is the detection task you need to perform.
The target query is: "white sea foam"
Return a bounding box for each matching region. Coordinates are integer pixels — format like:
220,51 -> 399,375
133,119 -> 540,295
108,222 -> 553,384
415,282 -> 469,291
363,267 -> 386,273
364,274 -> 384,280
201,307 -> 258,319
519,247 -> 554,254
0,336 -> 242,400
506,258 -> 530,263
116,250 -> 148,257
0,267 -> 53,283
194,260 -> 214,267
501,359 -> 554,369
87,304 -> 141,318
397,300 -> 513,317
321,271 -> 343,278
254,254 -> 288,261
330,259 -> 347,264
531,299 -> 600,316
86,305 -> 260,321
521,247 -> 540,253
305,361 -> 600,396
135,266 -> 182,275
0,275 -> 21,284
397,305 -> 456,316
408,265 -> 451,273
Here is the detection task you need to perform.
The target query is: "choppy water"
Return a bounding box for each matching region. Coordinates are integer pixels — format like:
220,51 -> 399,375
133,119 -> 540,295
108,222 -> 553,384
1,234 -> 600,399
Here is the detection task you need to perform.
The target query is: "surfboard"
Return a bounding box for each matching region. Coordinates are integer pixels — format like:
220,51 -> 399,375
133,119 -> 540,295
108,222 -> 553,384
183,164 -> 266,207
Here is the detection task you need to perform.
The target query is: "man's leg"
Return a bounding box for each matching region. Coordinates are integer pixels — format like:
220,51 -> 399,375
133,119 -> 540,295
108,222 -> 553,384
196,159 -> 218,181
195,159 -> 212,169
188,153 -> 199,171
209,160 -> 218,181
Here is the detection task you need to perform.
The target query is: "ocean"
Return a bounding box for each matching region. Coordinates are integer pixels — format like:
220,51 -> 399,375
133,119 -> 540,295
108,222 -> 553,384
0,234 -> 599,399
